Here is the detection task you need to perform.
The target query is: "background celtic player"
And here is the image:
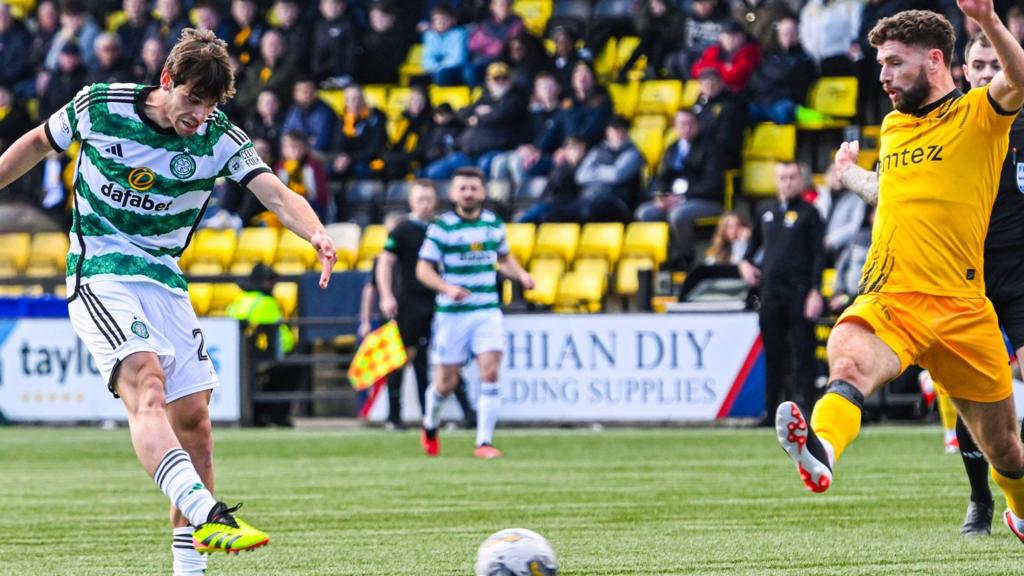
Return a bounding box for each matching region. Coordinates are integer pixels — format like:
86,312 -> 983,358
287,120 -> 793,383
0,29 -> 336,575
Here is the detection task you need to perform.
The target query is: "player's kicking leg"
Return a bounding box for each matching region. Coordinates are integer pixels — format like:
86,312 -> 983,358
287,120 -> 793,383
472,350 -> 503,459
776,320 -> 901,492
115,353 -> 269,555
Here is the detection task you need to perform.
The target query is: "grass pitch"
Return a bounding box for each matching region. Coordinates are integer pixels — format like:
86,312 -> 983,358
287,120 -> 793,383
1,425 -> 1022,575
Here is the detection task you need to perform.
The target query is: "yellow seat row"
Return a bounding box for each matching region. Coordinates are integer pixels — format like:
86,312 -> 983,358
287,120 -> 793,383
188,281 -> 299,318
0,232 -> 69,277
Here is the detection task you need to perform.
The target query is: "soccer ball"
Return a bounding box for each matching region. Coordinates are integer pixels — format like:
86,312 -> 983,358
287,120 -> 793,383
475,528 -> 558,576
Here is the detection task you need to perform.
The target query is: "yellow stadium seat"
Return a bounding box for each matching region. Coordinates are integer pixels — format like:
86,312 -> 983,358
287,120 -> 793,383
356,224 -> 389,270
821,268 -> 837,299
798,76 -> 859,129
229,261 -> 257,276
534,223 -> 580,264
622,222 -> 669,268
633,114 -> 668,132
386,87 -> 412,120
234,227 -> 280,267
637,80 -> 683,116
608,82 -> 640,119
188,261 -> 225,276
273,260 -> 308,275
276,229 -> 317,268
529,258 -> 565,277
554,271 -> 606,313
574,257 -> 609,276
399,44 -> 425,85
189,283 -> 213,316
192,228 -> 237,269
273,282 -> 299,318
318,89 -> 346,117
681,80 -> 701,109
0,232 -> 30,271
209,283 -> 243,316
513,0 -> 552,36
326,222 -> 362,268
744,122 -> 797,161
362,84 -> 390,111
105,9 -> 126,31
630,125 -> 665,166
615,36 -> 645,81
577,222 -> 623,264
27,232 -> 68,270
615,256 -> 654,296
860,125 -> 881,149
24,263 -> 59,278
429,85 -> 472,111
0,262 -> 16,278
524,267 -> 560,306
594,37 -> 617,80
742,159 -> 778,196
504,222 -> 536,265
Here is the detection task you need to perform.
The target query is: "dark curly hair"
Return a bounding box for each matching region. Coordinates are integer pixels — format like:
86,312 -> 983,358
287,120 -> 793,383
163,28 -> 235,104
868,10 -> 955,67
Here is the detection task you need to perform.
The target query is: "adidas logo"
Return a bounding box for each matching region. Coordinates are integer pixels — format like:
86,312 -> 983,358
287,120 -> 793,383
104,143 -> 123,158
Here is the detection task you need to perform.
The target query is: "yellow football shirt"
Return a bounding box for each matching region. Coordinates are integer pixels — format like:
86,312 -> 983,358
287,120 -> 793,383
860,86 -> 1016,297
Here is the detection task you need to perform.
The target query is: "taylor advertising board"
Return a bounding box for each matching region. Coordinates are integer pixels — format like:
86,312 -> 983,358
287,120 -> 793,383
368,312 -> 766,422
0,318 -> 241,422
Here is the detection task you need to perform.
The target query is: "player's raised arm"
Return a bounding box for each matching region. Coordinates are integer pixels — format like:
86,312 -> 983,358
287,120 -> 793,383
0,124 -> 58,189
834,141 -> 879,206
962,0 -> 1024,111
246,171 -> 336,288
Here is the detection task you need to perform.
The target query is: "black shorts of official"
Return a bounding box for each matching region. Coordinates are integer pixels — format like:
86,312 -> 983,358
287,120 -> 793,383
396,301 -> 435,350
986,249 -> 1024,351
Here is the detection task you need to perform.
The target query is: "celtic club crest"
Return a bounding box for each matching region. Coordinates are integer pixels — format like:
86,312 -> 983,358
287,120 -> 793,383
170,153 -> 196,179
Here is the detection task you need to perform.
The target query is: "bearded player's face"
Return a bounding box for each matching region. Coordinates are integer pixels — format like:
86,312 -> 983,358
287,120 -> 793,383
878,40 -> 936,113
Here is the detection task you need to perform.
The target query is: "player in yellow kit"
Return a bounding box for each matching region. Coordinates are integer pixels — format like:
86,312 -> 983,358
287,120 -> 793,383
775,4 -> 1024,542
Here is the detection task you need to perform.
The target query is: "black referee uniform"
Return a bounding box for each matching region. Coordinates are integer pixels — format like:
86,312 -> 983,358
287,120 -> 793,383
382,218 -> 477,426
743,195 -> 825,421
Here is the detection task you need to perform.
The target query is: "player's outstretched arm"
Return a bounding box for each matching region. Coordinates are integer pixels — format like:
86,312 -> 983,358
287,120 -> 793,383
247,171 -> 336,288
834,141 -> 879,206
0,125 -> 57,190
962,0 -> 1024,111
416,259 -> 469,301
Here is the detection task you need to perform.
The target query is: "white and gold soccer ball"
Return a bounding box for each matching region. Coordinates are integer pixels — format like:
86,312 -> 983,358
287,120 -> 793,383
474,528 -> 558,576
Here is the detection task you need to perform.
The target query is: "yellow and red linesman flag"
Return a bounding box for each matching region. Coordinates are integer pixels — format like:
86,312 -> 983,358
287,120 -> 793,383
347,320 -> 407,390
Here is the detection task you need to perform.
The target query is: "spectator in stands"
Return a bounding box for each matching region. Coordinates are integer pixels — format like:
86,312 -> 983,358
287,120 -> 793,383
799,0 -> 863,76
424,61 -> 528,179
227,0 -> 264,68
493,71 -> 562,191
86,33 -> 132,85
131,35 -> 165,85
636,108 -> 725,269
692,67 -> 745,170
617,0 -> 686,83
748,15 -> 817,124
704,211 -> 751,265
829,206 -> 873,313
574,115 -> 645,223
0,4 -> 35,91
422,4 -> 468,86
550,25 -> 585,93
25,1 -> 60,96
115,0 -> 152,68
691,20 -> 761,93
313,0 -> 357,86
330,84 -> 388,180
0,85 -> 32,154
823,163 -> 867,262
355,1 -> 409,86
282,78 -> 338,154
501,30 -> 549,90
38,42 -> 88,118
46,0 -> 101,72
270,0 -> 310,73
732,0 -> 794,49
235,28 -> 300,111
517,135 -> 588,223
465,0 -> 524,86
739,160 -> 825,423
244,89 -> 286,151
547,60 -> 613,150
275,130 -> 331,221
380,85 -> 433,180
419,102 -> 464,173
194,1 -> 234,41
145,0 -> 190,55
677,0 -> 731,79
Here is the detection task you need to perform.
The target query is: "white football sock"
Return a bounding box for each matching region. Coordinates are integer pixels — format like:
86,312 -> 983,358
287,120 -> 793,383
154,449 -> 217,528
476,382 -> 500,446
423,384 -> 449,431
172,526 -> 207,576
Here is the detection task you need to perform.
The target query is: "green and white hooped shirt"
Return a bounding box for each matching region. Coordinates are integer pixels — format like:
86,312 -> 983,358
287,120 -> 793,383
45,83 -> 271,299
418,209 -> 509,314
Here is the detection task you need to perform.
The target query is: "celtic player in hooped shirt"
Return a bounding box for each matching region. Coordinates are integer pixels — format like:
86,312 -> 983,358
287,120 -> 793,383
0,29 -> 336,574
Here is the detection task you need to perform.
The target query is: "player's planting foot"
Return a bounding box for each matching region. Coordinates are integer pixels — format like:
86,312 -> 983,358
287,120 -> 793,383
192,502 -> 269,554
1003,509 -> 1024,543
421,426 -> 440,457
961,499 -> 993,536
776,401 -> 833,493
473,443 -> 502,459
944,436 -> 960,454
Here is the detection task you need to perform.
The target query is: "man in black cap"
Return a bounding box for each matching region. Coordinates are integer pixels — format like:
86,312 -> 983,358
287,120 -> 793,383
692,66 -> 746,170
39,41 -> 88,118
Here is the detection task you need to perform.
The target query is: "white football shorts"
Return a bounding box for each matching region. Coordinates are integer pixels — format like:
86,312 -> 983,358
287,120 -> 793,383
68,280 -> 218,403
432,308 -> 505,365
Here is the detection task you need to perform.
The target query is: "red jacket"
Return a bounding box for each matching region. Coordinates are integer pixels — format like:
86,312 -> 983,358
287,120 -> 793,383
691,42 -> 761,92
